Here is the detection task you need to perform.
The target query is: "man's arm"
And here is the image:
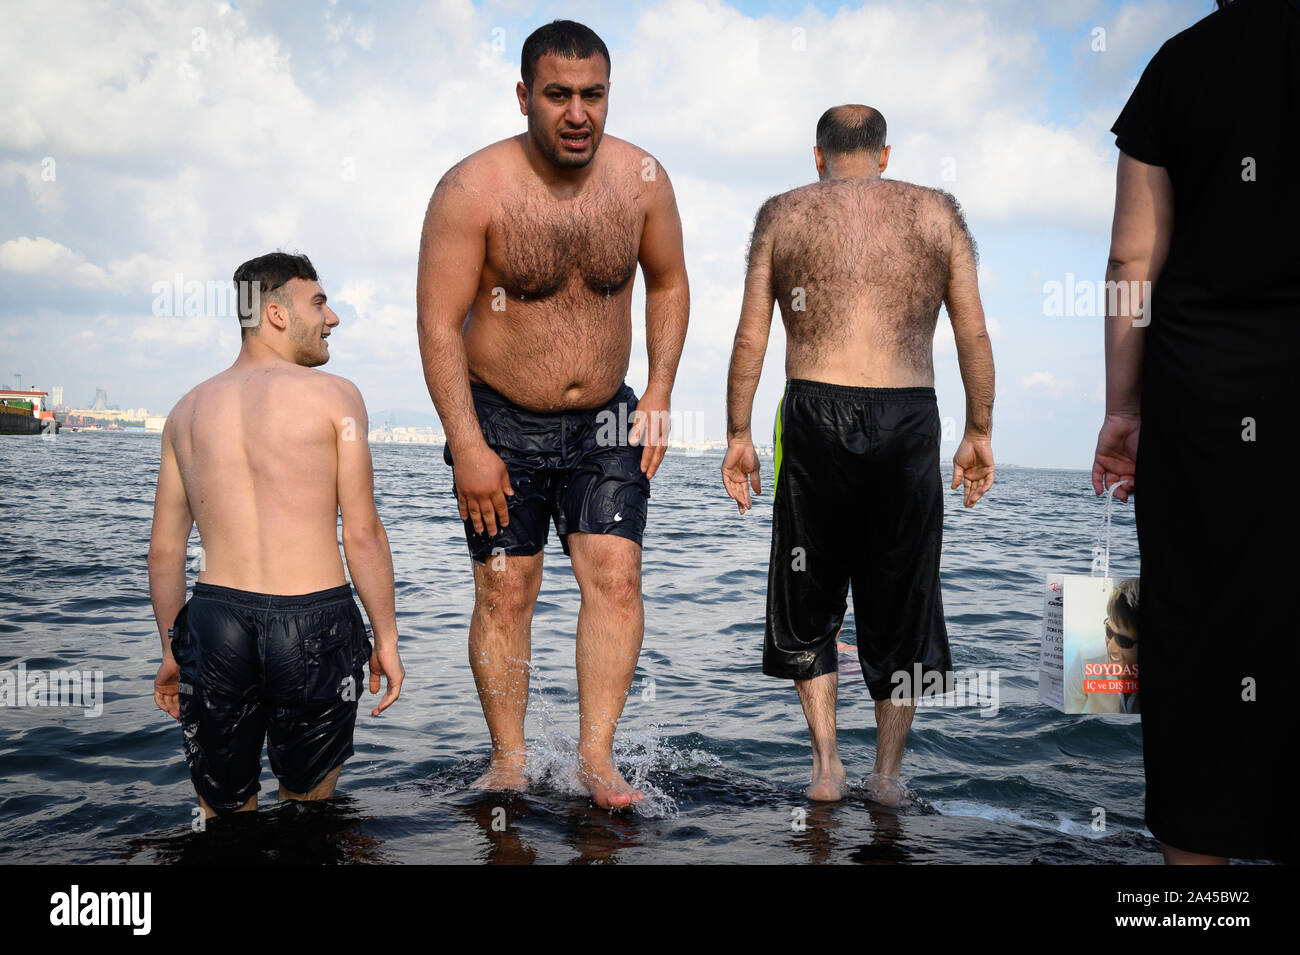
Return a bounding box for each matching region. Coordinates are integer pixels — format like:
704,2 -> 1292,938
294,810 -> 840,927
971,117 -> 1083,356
631,158 -> 690,480
335,380 -> 403,716
415,164 -> 512,535
942,192 -> 995,507
1092,152 -> 1173,501
721,196 -> 778,513
147,419 -> 193,719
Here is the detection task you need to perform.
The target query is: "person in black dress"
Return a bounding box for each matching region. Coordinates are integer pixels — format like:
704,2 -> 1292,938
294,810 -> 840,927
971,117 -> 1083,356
1094,0 -> 1298,864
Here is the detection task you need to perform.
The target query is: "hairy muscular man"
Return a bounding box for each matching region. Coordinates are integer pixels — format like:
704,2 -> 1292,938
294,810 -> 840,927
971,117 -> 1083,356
416,20 -> 689,809
723,105 -> 994,804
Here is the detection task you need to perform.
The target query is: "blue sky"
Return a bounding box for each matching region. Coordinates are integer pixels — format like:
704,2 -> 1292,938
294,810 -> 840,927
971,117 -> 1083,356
0,0 -> 1218,467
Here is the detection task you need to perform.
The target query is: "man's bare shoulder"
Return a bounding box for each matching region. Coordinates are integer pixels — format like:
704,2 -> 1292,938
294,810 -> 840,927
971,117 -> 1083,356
751,179 -> 855,227
743,189 -> 800,265
750,187 -> 801,232
227,363 -> 364,414
165,373 -> 223,426
600,135 -> 666,179
294,366 -> 365,409
854,179 -> 973,249
432,138 -> 522,204
874,178 -> 937,197
873,180 -> 967,224
922,185 -> 976,260
269,367 -> 368,436
168,382 -> 201,413
161,388 -> 195,442
761,182 -> 811,211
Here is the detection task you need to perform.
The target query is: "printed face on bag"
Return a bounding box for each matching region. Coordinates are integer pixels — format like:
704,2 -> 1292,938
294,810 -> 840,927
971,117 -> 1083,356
1045,576 -> 1141,715
1103,616 -> 1138,666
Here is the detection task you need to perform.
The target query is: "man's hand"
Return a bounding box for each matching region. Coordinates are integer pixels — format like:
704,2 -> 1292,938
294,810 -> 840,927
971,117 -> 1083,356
1091,412 -> 1139,501
721,437 -> 762,513
630,385 -> 671,479
368,641 -> 404,717
952,435 -> 994,507
453,443 -> 513,535
154,657 -> 180,720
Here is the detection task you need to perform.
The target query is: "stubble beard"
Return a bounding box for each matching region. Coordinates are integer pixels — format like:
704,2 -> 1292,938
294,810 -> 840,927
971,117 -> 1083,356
287,307 -> 329,368
528,112 -> 598,170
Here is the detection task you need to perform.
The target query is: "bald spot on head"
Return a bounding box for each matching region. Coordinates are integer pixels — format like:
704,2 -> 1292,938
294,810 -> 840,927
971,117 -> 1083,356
815,105 -> 887,159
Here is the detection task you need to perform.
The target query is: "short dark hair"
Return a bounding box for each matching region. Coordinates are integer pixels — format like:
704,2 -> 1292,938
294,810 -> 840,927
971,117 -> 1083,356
816,105 -> 887,157
1107,578 -> 1140,636
232,251 -> 317,339
520,20 -> 610,91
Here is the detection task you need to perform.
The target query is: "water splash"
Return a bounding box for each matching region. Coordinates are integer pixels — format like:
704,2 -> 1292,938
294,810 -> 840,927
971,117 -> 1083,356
517,664 -> 719,818
931,799 -> 1152,841
850,773 -> 933,813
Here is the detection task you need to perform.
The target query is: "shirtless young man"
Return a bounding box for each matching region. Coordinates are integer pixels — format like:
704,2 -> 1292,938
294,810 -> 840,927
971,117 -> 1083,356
416,21 -> 689,810
149,252 -> 404,818
722,106 -> 995,804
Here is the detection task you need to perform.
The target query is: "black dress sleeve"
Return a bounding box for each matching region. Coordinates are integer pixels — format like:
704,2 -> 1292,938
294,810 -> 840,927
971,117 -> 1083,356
1111,40 -> 1174,167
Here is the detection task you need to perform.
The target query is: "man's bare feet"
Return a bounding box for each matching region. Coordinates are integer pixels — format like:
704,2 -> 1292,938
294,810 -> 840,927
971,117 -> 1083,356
577,752 -> 644,810
864,772 -> 905,807
469,754 -> 530,793
806,751 -> 848,801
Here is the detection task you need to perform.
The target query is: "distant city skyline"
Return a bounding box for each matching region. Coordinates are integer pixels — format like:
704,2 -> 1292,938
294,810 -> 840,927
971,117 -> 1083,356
1,377 -> 124,411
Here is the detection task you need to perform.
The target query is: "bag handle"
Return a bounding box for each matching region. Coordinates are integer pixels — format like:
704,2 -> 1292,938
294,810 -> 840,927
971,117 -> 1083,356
1090,480 -> 1132,579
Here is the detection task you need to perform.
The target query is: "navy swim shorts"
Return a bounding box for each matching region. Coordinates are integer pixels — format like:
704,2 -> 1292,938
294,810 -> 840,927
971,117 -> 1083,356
763,379 -> 951,700
443,380 -> 651,561
170,582 -> 371,813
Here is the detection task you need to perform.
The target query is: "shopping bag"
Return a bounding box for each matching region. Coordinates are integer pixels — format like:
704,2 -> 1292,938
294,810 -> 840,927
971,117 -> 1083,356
1039,482 -> 1139,715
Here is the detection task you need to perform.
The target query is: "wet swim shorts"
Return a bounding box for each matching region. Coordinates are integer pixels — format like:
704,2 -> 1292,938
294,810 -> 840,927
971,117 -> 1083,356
443,380 -> 651,561
170,582 -> 371,814
763,379 -> 952,701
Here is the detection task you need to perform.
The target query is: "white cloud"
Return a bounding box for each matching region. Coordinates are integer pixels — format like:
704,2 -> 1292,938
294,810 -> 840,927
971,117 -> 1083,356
130,315 -> 226,353
0,0 -> 1201,465
0,236 -> 179,299
0,159 -> 64,216
1022,370 -> 1070,398
0,237 -> 108,287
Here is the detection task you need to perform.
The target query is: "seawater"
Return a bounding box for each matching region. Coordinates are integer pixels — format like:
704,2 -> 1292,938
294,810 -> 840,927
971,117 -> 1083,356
0,432 -> 1167,864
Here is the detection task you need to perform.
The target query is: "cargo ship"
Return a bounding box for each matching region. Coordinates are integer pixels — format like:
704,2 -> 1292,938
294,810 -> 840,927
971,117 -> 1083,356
0,390 -> 59,436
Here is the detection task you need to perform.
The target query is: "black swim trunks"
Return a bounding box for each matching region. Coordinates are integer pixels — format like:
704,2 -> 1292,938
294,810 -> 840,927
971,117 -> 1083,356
170,582 -> 371,814
443,380 -> 651,561
763,379 -> 951,700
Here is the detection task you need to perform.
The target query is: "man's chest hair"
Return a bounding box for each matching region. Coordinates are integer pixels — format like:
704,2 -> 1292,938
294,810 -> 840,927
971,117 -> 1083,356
491,181 -> 643,301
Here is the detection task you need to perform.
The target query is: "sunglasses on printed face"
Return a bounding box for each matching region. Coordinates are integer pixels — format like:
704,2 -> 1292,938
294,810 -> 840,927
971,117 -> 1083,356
1104,618 -> 1138,650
